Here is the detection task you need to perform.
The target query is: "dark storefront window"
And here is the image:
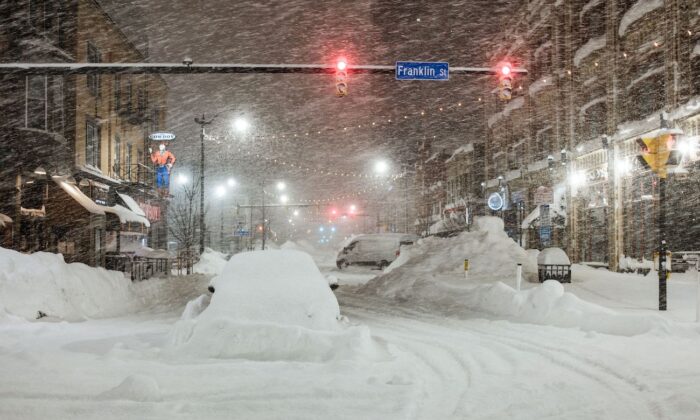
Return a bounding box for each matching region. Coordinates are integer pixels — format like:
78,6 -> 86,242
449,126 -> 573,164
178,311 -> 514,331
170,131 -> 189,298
26,75 -> 47,130
85,117 -> 101,168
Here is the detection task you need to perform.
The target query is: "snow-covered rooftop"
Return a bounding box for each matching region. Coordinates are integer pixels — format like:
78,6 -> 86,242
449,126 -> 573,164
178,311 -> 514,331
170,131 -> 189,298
446,143 -> 475,162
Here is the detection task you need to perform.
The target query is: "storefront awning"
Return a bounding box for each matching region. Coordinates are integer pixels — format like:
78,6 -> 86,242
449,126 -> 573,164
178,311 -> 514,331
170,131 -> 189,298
117,193 -> 147,217
53,178 -> 149,227
104,205 -> 150,227
0,213 -> 12,228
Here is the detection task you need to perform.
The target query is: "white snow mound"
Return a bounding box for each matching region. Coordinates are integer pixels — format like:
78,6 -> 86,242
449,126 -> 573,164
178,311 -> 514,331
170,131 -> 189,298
0,247 -> 138,321
370,216 -> 538,299
98,374 -> 162,402
193,248 -> 228,275
171,250 -> 379,361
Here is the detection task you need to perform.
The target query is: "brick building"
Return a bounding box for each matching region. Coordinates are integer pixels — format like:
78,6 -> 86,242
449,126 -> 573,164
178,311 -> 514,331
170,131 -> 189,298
0,0 -> 169,268
476,0 -> 700,269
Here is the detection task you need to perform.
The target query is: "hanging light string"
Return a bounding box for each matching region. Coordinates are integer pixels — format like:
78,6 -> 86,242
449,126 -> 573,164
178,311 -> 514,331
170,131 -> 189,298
204,132 -> 406,179
297,180 -> 393,204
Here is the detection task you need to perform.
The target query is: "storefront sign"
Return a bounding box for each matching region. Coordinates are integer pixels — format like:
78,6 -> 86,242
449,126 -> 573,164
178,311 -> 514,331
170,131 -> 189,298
487,192 -> 504,211
138,202 -> 161,222
148,132 -> 176,142
534,186 -> 553,205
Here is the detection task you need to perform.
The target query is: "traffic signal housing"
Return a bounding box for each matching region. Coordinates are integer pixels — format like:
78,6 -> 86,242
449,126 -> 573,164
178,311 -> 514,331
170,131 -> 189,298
335,58 -> 348,97
636,131 -> 683,178
498,63 -> 513,101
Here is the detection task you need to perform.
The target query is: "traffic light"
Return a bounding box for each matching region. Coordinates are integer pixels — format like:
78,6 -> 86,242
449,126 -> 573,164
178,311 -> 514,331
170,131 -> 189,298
498,63 -> 513,101
335,58 -> 348,97
636,131 -> 683,178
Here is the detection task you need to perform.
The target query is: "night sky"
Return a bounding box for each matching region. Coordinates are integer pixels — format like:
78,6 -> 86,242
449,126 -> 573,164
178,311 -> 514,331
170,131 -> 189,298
104,0 -> 514,201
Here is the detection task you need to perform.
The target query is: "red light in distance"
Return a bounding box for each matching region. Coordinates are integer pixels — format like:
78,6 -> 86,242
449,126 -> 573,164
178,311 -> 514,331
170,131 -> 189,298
501,64 -> 511,76
337,59 -> 347,71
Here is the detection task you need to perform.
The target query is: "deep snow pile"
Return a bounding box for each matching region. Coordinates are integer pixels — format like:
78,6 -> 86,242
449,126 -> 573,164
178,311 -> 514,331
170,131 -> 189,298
192,248 -> 228,275
170,250 -> 377,361
0,247 -> 138,321
359,217 -> 674,336
377,216 -> 538,292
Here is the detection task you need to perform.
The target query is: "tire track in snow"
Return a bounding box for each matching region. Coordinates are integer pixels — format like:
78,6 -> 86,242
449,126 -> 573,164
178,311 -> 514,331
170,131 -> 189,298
339,293 -> 667,419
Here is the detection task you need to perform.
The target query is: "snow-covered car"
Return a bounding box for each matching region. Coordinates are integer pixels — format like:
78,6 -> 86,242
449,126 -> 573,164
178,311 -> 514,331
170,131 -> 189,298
336,233 -> 418,270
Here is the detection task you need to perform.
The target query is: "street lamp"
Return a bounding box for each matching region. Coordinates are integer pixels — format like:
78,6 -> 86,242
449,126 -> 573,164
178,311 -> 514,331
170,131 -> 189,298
374,159 -> 389,175
233,117 -> 250,133
279,194 -> 289,204
276,181 -> 286,191
227,177 -> 236,187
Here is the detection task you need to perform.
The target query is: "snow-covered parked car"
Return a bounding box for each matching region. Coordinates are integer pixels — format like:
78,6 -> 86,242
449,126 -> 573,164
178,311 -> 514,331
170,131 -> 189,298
336,233 -> 418,270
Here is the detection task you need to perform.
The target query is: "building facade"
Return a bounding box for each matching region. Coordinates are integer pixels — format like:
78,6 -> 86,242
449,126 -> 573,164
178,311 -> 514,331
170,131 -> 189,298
0,0 -> 169,268
476,0 -> 700,270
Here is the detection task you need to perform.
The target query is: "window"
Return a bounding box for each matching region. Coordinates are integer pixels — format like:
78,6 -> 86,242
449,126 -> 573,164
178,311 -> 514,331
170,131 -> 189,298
87,42 -> 101,96
125,77 -> 133,112
126,143 -> 133,180
114,75 -> 121,111
137,87 -> 146,114
114,135 -> 121,176
85,117 -> 101,168
28,0 -> 46,32
49,76 -> 64,134
150,108 -> 159,132
26,76 -> 47,129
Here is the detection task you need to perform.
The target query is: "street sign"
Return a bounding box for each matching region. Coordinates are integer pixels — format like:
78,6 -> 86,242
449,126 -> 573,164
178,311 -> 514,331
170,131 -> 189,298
539,226 -> 552,244
395,61 -> 449,81
149,132 -> 176,141
487,192 -> 504,211
234,229 -> 251,237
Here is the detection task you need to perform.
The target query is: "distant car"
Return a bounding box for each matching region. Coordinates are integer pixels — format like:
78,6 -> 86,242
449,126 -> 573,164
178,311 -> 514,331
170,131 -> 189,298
336,233 -> 418,270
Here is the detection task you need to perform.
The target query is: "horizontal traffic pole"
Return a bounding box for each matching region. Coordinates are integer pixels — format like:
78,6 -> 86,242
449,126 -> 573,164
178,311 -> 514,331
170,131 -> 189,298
0,62 -> 528,75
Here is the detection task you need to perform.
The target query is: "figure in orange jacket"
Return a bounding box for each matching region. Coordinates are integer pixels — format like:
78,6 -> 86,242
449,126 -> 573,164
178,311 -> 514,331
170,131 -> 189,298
150,142 -> 176,190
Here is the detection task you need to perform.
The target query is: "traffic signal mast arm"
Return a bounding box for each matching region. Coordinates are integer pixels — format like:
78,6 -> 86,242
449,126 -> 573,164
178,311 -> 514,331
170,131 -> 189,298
0,62 -> 528,75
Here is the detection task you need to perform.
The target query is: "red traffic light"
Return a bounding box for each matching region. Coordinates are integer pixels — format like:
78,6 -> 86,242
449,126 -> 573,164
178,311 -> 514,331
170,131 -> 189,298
337,59 -> 347,71
501,64 -> 511,76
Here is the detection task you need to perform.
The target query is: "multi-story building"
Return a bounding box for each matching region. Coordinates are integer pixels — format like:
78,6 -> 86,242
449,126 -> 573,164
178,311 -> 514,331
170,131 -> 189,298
444,143 -> 486,230
0,0 -> 169,268
414,141 -> 450,235
477,0 -> 700,270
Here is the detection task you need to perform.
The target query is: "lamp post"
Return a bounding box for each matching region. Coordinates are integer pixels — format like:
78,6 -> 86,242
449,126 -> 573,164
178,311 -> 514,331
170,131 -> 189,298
194,114 -> 213,255
261,181 -> 286,250
193,113 -> 250,255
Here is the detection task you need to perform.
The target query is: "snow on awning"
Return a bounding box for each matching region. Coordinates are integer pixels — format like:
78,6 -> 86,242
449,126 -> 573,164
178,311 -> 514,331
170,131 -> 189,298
619,0 -> 663,37
54,178 -> 106,215
54,178 -> 149,227
0,213 -> 12,228
104,205 -> 150,227
117,193 -> 146,217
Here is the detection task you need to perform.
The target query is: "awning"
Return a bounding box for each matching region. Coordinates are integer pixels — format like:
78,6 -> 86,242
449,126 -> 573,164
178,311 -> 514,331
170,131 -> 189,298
117,193 -> 147,217
104,204 -> 150,227
53,178 -> 149,227
0,213 -> 12,228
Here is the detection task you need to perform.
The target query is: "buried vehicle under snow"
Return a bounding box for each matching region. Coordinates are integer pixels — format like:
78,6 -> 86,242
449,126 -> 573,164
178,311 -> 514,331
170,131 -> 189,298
336,233 -> 418,270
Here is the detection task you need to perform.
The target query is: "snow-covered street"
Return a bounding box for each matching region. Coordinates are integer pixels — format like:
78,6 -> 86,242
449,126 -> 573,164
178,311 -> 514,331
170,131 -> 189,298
2,266 -> 700,419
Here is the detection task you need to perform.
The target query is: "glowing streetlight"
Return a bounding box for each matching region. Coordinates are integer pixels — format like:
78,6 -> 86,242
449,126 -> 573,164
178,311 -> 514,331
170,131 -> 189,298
374,160 -> 389,175
276,181 -> 286,191
279,194 -> 289,204
293,209 -> 300,216
227,177 -> 236,187
175,174 -> 189,185
233,117 -> 250,132
215,185 -> 226,198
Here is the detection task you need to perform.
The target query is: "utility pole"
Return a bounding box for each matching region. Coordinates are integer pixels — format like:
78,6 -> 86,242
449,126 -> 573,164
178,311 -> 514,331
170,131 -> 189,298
403,164 -> 409,233
658,114 -> 670,311
194,114 -> 213,255
261,184 -> 266,250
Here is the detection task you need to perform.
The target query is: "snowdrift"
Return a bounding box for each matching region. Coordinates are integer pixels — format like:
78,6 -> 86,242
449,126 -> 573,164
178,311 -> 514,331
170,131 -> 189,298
170,250 -> 379,361
376,216 -> 538,294
359,217 -> 673,336
0,247 -> 138,321
192,248 -> 228,275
